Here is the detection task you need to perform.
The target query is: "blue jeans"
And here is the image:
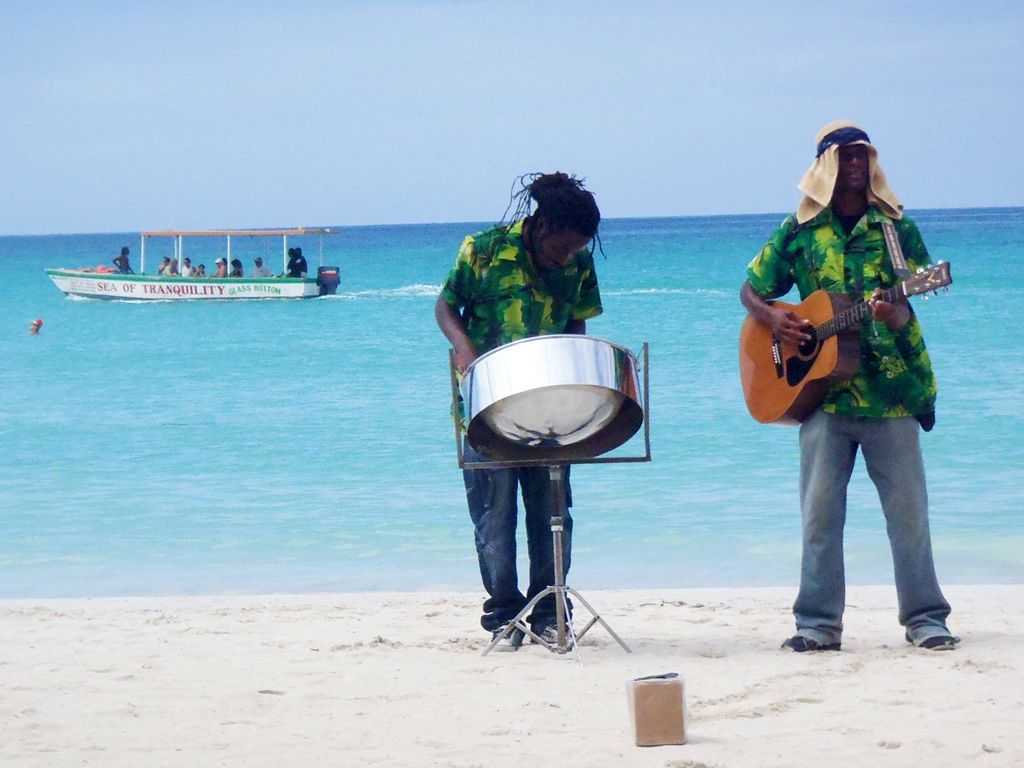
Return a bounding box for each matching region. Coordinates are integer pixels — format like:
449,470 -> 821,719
462,442 -> 572,632
794,411 -> 952,644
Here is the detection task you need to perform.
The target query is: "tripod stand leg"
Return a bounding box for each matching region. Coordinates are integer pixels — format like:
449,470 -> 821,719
480,584 -> 632,656
481,586 -> 555,656
566,587 -> 632,653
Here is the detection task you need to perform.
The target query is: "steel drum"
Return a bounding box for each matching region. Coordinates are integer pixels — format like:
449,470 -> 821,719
461,335 -> 644,462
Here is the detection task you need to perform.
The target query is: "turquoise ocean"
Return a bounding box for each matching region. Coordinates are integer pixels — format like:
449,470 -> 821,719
2,209 -> 1022,598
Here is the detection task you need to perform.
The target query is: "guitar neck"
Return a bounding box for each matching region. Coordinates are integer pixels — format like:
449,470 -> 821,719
816,283 -> 905,340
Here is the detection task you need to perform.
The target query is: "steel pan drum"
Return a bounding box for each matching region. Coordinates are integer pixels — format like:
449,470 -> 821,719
461,335 -> 644,462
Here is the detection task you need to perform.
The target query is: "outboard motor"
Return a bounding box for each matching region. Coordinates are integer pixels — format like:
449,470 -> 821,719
317,266 -> 341,296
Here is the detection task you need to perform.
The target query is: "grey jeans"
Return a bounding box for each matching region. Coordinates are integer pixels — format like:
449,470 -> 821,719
794,410 -> 951,644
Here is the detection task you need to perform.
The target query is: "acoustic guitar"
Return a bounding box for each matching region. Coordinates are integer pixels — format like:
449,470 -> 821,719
739,262 -> 952,425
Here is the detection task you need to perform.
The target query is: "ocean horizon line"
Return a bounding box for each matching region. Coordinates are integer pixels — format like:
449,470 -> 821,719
3,205 -> 1022,240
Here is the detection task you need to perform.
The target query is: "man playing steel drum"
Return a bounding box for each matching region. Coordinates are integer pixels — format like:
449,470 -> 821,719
435,172 -> 603,651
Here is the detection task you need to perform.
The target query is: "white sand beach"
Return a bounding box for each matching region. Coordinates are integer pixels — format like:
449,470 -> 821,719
2,585 -> 1022,767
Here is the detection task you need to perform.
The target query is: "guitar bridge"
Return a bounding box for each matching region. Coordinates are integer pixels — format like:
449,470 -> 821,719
772,338 -> 784,379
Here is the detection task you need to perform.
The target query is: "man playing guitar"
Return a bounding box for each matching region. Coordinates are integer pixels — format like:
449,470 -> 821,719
740,121 -> 957,652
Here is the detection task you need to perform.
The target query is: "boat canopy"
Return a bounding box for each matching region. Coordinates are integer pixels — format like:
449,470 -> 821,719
139,228 -> 338,275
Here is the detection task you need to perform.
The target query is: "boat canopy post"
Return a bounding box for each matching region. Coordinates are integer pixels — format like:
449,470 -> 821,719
177,236 -> 183,272
140,235 -> 146,274
283,235 -> 288,275
319,234 -> 323,268
227,234 -> 232,266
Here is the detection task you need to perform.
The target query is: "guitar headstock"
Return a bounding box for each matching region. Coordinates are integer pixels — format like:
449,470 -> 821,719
903,261 -> 952,297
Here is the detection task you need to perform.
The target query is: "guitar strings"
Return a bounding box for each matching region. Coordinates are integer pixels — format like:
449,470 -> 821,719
816,284 -> 904,340
809,264 -> 947,341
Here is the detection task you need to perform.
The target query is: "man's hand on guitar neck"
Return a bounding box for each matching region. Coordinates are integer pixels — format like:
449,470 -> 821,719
740,281 -> 812,346
868,288 -> 910,332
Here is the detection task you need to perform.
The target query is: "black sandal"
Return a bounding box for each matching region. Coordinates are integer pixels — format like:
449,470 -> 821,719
906,631 -> 959,650
781,635 -> 841,652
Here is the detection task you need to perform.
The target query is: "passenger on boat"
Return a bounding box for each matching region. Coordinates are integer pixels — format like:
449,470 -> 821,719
195,264 -> 207,277
251,257 -> 272,278
230,258 -> 244,277
180,257 -> 195,277
164,259 -> 180,277
285,247 -> 308,278
113,246 -> 134,274
213,258 -> 228,277
157,257 -> 171,275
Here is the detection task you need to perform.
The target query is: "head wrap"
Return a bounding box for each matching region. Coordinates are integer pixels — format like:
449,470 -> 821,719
796,120 -> 903,224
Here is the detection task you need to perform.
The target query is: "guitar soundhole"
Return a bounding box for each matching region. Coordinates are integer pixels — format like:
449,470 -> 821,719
797,329 -> 818,358
786,330 -> 820,387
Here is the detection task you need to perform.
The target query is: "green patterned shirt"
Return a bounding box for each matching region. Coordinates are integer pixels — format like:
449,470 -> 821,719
746,206 -> 937,419
440,221 -> 603,355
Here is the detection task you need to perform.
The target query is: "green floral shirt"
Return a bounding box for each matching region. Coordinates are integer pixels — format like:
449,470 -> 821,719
440,221 -> 603,355
746,206 -> 937,419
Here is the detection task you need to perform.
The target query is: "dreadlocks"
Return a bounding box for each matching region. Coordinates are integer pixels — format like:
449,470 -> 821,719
499,172 -> 601,242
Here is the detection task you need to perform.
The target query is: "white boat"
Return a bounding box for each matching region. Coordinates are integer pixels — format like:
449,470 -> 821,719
46,228 -> 341,301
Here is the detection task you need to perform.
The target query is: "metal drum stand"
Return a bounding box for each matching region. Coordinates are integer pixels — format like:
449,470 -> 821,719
449,342 -> 651,661
481,463 -> 631,658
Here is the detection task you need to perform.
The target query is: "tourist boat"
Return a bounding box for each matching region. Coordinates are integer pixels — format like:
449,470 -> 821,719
45,228 -> 341,300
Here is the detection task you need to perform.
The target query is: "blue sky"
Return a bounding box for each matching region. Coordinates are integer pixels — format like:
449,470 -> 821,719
1,0 -> 1021,235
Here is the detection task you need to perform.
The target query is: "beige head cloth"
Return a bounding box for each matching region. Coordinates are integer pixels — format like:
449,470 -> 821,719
796,120 -> 903,224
